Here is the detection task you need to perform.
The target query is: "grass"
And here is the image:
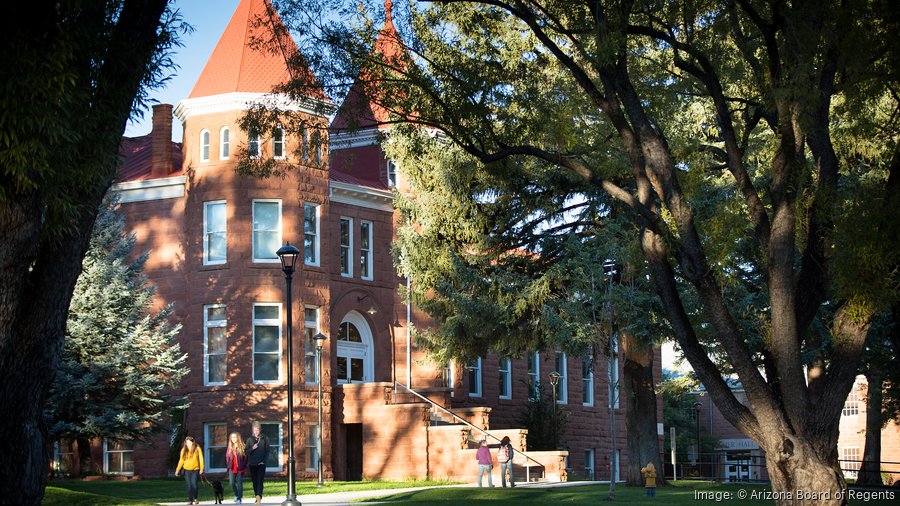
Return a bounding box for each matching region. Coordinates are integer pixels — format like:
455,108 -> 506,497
43,478 -> 900,505
44,478 -> 457,505
361,480 -> 900,505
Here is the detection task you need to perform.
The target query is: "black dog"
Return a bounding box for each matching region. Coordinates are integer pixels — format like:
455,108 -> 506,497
211,479 -> 224,504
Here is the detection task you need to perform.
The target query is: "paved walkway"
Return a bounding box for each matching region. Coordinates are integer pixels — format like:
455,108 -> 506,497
160,480 -> 605,506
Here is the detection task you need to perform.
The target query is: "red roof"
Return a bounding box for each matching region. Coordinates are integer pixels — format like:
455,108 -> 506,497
331,0 -> 406,133
117,135 -> 183,182
330,167 -> 389,191
189,0 -> 324,99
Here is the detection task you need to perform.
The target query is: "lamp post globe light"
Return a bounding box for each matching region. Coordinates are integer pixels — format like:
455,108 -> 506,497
314,332 -> 328,487
276,242 -> 302,506
549,371 -> 561,449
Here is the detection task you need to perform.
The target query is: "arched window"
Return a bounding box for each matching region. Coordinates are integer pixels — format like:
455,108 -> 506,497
200,129 -> 210,162
220,127 -> 230,159
335,311 -> 373,383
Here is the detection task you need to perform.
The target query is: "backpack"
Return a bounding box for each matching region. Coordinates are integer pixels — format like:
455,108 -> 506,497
498,445 -> 510,463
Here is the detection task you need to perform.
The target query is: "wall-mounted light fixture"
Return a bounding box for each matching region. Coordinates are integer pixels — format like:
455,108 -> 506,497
357,294 -> 377,315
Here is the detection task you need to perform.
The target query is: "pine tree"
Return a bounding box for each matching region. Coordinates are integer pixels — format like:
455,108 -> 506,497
44,197 -> 188,473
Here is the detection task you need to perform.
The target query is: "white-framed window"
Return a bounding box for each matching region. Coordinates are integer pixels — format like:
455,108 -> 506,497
220,127 -> 230,159
467,358 -> 482,397
555,351 -> 568,404
340,217 -> 353,277
527,351 -> 540,400
335,312 -> 374,383
259,422 -> 283,472
608,333 -> 619,409
54,439 -> 77,477
103,439 -> 134,475
387,159 -> 397,188
360,221 -> 373,280
252,199 -> 281,262
305,424 -> 319,471
200,129 -> 210,162
302,128 -> 310,160
273,127 -> 285,159
584,449 -> 595,480
204,304 -> 227,385
840,446 -> 861,479
203,201 -> 227,265
248,132 -> 260,158
304,203 -> 319,266
443,360 -> 456,396
842,388 -> 859,416
304,306 -> 319,385
499,358 -> 512,399
253,303 -> 281,383
204,422 -> 227,472
313,130 -> 323,165
582,353 -> 594,406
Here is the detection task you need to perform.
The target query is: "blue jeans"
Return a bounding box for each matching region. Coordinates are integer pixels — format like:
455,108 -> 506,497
500,461 -> 515,487
229,471 -> 244,500
647,487 -> 656,497
477,464 -> 493,487
183,469 -> 199,501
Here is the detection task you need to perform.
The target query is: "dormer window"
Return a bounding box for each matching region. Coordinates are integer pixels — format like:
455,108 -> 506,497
220,127 -> 230,160
200,129 -> 210,162
248,132 -> 260,159
273,127 -> 285,159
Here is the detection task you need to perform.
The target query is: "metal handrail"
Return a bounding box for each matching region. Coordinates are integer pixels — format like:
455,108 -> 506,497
393,381 -> 547,481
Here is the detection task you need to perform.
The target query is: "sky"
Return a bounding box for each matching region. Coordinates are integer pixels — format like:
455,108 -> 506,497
124,0 -> 242,141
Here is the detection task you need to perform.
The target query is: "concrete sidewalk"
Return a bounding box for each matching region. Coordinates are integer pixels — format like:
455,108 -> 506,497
160,480 -> 605,506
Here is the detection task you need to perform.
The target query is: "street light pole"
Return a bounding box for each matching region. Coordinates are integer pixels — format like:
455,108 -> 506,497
549,371 -> 561,450
693,400 -> 703,474
314,332 -> 328,487
276,243 -> 302,506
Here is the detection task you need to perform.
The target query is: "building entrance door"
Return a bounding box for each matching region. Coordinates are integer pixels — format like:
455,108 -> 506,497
345,423 -> 363,481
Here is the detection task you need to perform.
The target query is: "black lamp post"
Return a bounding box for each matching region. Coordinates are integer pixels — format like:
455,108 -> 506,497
314,331 -> 328,487
549,371 -> 561,449
276,242 -> 301,506
693,400 -> 703,471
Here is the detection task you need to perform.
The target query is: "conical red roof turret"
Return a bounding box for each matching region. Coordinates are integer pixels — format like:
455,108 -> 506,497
189,0 -> 323,99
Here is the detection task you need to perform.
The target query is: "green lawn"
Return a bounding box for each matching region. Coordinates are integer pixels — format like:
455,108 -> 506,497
44,478 -> 457,506
362,481 -> 899,505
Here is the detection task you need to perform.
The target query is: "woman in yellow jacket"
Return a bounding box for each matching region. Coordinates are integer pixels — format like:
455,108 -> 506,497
175,436 -> 205,504
641,462 -> 657,498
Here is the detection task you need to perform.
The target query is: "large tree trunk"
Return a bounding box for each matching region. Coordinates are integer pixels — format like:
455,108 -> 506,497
0,3 -> 171,504
762,435 -> 848,506
857,373 -> 884,486
622,332 -> 666,487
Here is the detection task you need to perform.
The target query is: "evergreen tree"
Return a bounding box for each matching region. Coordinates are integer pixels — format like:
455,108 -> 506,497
44,197 -> 188,473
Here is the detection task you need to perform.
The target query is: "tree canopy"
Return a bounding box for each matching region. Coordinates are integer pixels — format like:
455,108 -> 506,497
0,2 -> 185,503
247,0 -> 898,501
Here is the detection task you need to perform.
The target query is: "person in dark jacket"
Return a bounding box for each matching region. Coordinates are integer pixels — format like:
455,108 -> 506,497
226,432 -> 249,503
245,422 -> 269,504
497,436 -> 515,488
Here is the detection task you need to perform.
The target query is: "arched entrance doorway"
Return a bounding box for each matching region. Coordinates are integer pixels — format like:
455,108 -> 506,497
335,310 -> 374,383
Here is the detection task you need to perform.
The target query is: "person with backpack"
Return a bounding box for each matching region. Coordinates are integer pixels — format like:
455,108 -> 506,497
498,436 -> 515,488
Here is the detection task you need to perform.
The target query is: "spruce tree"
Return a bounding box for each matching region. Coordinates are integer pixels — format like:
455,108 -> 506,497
45,197 -> 188,473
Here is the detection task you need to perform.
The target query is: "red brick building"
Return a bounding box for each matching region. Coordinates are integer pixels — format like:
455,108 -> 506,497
62,0 -> 659,483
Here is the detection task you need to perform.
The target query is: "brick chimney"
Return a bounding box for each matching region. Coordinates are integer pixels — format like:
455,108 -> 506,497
151,103 -> 173,178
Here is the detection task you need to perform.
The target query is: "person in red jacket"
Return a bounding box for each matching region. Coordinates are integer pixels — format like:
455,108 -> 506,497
475,439 -> 494,487
226,432 -> 249,504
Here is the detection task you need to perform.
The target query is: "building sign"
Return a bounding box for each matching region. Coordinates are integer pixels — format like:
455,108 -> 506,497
718,438 -> 759,450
